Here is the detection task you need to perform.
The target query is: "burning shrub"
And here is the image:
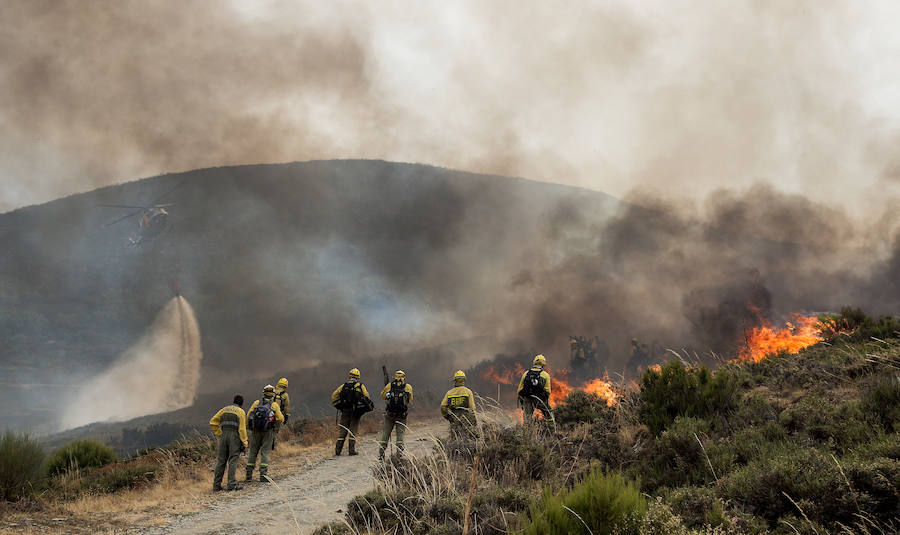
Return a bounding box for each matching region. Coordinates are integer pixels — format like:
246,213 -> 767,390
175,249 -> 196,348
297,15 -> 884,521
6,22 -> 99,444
639,361 -> 739,435
819,307 -> 900,342
45,439 -> 116,477
520,467 -> 646,535
0,431 -> 45,501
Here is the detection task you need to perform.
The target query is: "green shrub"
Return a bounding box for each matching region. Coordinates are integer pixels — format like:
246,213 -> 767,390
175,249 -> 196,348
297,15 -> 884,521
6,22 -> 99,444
80,463 -> 159,493
639,417 -> 732,491
45,439 -> 116,477
0,430 -> 45,501
478,426 -> 550,483
862,374 -> 900,432
554,390 -> 610,426
842,456 -> 900,522
661,486 -> 729,529
639,361 -> 739,435
520,468 -> 646,535
726,424 -> 789,466
819,307 -> 900,342
778,396 -> 877,452
723,447 -> 861,528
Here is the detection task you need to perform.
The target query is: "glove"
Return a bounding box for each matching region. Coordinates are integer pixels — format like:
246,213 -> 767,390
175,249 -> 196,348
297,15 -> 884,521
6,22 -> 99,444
239,444 -> 246,453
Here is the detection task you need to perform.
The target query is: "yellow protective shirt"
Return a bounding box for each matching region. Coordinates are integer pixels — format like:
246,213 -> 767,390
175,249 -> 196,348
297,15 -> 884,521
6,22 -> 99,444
274,388 -> 291,421
517,366 -> 552,398
440,385 -> 475,419
380,382 -> 413,403
331,381 -> 370,406
209,403 -> 249,447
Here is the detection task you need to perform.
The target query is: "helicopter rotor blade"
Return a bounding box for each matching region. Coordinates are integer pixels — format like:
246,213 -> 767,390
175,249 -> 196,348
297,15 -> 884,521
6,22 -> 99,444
150,180 -> 185,205
104,209 -> 144,227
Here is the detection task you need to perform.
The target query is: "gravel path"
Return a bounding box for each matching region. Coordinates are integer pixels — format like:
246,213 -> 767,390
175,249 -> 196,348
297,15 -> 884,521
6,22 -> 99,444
140,420 -> 445,535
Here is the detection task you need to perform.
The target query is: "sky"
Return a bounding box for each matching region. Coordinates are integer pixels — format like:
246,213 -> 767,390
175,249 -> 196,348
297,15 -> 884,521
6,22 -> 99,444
2,0 -> 900,214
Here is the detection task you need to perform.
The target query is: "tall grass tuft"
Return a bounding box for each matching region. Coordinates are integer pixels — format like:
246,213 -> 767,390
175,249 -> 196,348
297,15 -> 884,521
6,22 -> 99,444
45,439 -> 116,477
0,430 -> 45,501
520,467 -> 646,535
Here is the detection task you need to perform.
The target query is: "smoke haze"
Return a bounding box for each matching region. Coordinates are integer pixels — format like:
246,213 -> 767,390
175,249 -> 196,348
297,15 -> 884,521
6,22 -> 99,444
2,1 -> 900,214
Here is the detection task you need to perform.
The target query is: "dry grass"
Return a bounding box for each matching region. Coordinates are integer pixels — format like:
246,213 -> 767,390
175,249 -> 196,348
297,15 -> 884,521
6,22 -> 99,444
0,413 -> 392,535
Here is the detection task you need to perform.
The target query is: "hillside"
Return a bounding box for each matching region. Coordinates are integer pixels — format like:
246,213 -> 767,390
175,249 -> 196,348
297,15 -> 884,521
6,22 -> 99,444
0,160 -> 619,433
1,312 -> 897,535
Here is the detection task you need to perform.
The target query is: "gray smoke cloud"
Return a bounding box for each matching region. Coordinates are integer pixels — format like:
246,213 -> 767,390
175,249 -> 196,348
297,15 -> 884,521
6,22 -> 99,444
2,1 -> 900,214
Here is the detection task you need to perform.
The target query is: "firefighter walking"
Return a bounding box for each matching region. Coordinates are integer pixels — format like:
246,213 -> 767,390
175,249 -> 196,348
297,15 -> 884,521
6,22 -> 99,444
209,394 -> 248,491
517,354 -> 555,425
379,370 -> 413,459
245,384 -> 284,482
272,377 -> 291,451
441,370 -> 477,439
331,368 -> 373,456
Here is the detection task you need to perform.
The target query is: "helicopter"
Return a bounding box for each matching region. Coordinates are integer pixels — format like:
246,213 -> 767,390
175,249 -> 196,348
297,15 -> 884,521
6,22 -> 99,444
100,181 -> 183,245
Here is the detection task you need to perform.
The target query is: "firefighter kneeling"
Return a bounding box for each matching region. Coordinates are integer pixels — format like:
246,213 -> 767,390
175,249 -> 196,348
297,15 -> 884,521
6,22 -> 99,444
332,368 -> 374,456
441,370 -> 477,440
245,384 -> 284,482
517,354 -> 555,425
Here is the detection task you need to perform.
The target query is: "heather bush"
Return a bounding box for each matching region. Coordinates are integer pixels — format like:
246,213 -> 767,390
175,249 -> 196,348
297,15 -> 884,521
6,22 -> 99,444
520,468 -> 646,535
861,374 -> 900,432
45,439 -> 116,477
81,462 -> 159,493
639,361 -> 739,435
0,430 -> 45,501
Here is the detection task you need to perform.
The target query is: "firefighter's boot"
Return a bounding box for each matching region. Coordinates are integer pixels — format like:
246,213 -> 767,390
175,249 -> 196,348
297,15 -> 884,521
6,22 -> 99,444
348,440 -> 357,456
334,439 -> 344,456
378,444 -> 386,460
259,466 -> 269,483
245,465 -> 254,482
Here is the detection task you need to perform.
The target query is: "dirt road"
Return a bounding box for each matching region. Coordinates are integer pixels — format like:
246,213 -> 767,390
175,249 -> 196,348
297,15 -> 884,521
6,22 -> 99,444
140,420 -> 445,535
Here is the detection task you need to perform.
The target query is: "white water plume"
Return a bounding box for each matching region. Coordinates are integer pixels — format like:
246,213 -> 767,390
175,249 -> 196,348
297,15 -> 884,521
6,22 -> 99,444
61,297 -> 203,429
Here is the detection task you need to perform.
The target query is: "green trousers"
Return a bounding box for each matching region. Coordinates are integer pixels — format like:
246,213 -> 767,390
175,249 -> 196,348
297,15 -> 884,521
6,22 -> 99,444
336,411 -> 361,454
379,412 -> 407,457
246,429 -> 275,479
213,429 -> 242,490
521,396 -> 554,425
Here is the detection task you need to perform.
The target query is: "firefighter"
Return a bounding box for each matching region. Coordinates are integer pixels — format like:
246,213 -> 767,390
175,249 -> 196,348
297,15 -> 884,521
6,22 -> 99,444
379,370 -> 413,459
272,377 -> 291,451
440,370 -> 477,439
245,385 -> 284,482
331,368 -> 372,456
209,394 -> 248,491
517,354 -> 554,425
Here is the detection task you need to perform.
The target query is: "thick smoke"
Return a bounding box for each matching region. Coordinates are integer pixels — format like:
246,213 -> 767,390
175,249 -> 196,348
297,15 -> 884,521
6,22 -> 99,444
507,183 -> 900,371
61,297 -> 202,429
2,1 -> 900,212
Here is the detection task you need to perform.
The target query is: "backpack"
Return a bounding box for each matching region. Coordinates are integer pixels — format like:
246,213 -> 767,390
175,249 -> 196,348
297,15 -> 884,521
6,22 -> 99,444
355,394 -> 375,416
386,382 -> 409,415
521,369 -> 547,399
249,398 -> 276,432
335,382 -> 362,411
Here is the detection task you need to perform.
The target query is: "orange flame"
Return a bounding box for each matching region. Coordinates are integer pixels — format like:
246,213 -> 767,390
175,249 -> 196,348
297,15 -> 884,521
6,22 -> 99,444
483,363 -> 618,408
739,314 -> 823,362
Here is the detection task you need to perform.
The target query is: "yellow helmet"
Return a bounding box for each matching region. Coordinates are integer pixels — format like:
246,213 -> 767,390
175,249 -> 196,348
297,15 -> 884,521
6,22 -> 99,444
454,370 -> 466,380
277,377 -> 289,388
349,368 -> 361,378
533,354 -> 547,367
393,370 -> 406,380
